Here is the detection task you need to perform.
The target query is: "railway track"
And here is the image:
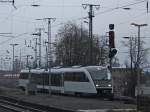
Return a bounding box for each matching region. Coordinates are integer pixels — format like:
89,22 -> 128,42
0,99 -> 47,112
0,95 -> 75,112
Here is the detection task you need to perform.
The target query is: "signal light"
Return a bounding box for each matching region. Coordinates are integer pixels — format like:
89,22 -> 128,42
109,31 -> 115,48
109,48 -> 117,58
109,24 -> 114,30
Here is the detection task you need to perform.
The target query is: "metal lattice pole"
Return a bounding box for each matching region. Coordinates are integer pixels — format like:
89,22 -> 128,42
131,23 -> 148,111
45,18 -> 56,95
10,43 -> 18,75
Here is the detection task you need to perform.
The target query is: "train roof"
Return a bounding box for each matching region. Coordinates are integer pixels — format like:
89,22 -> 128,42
20,66 -> 108,73
21,68 -> 45,74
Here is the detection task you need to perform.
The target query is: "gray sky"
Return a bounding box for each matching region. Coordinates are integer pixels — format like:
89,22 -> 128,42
0,0 -> 150,66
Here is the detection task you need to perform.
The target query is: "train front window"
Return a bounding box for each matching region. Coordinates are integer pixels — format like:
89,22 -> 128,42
86,68 -> 108,80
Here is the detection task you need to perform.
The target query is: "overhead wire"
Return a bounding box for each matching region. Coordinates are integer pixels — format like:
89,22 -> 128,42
95,0 -> 146,16
0,0 -> 148,46
0,0 -> 149,65
116,12 -> 147,26
0,34 -> 14,38
51,0 -> 147,27
1,0 -> 145,28
118,48 -> 150,54
0,32 -> 31,45
0,0 -> 146,30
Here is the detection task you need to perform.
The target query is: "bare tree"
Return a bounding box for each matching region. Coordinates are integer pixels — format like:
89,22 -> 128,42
124,37 -> 148,69
97,35 -> 109,66
123,37 -> 148,96
55,22 -> 107,66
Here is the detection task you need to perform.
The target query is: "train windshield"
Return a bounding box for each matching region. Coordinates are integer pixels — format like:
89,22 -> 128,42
86,67 -> 110,80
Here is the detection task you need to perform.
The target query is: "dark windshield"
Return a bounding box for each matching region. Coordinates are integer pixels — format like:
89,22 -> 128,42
86,67 -> 108,80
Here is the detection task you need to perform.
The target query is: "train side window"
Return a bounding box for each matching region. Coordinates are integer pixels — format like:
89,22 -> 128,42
51,73 -> 62,86
64,72 -> 89,82
74,72 -> 89,82
19,73 -> 28,79
42,73 -> 49,85
80,72 -> 89,82
64,72 -> 74,81
30,73 -> 40,84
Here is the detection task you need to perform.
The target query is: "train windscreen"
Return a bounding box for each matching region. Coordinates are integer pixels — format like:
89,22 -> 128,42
86,67 -> 110,80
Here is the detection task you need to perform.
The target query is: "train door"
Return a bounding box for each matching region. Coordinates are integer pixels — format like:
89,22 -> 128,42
51,72 -> 64,93
61,72 -> 64,93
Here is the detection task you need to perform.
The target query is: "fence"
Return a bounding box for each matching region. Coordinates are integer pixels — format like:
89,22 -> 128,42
138,95 -> 150,112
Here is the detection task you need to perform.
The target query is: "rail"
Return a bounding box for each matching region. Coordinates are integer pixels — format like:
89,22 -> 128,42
0,95 -> 75,112
0,99 -> 47,112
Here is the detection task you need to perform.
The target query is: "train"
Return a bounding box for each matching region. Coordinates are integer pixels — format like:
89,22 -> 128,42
18,66 -> 113,98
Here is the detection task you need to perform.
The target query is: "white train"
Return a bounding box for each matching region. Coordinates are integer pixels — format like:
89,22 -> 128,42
18,66 -> 113,98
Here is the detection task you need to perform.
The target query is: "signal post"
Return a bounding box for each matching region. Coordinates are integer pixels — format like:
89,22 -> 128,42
108,24 -> 117,96
108,24 -> 117,68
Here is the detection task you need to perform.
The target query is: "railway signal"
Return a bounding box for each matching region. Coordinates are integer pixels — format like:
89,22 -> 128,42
108,24 -> 117,69
109,31 -> 115,48
109,48 -> 117,58
109,24 -> 117,58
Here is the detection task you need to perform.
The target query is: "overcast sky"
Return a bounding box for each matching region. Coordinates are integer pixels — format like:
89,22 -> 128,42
0,0 -> 150,66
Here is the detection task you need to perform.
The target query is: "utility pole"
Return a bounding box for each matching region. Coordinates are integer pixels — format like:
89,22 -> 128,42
0,57 -> 3,70
0,0 -> 16,9
10,43 -> 18,74
131,23 -> 148,111
38,28 -> 42,68
26,55 -> 32,68
44,18 -> 56,68
123,36 -> 135,96
82,4 -> 100,65
43,41 -> 48,70
33,38 -> 38,68
44,17 -> 56,95
19,49 -> 21,71
146,0 -> 149,13
24,54 -> 33,95
32,28 -> 42,68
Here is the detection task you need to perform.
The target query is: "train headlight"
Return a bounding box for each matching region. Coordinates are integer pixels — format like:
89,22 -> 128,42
108,84 -> 111,87
96,84 -> 100,87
